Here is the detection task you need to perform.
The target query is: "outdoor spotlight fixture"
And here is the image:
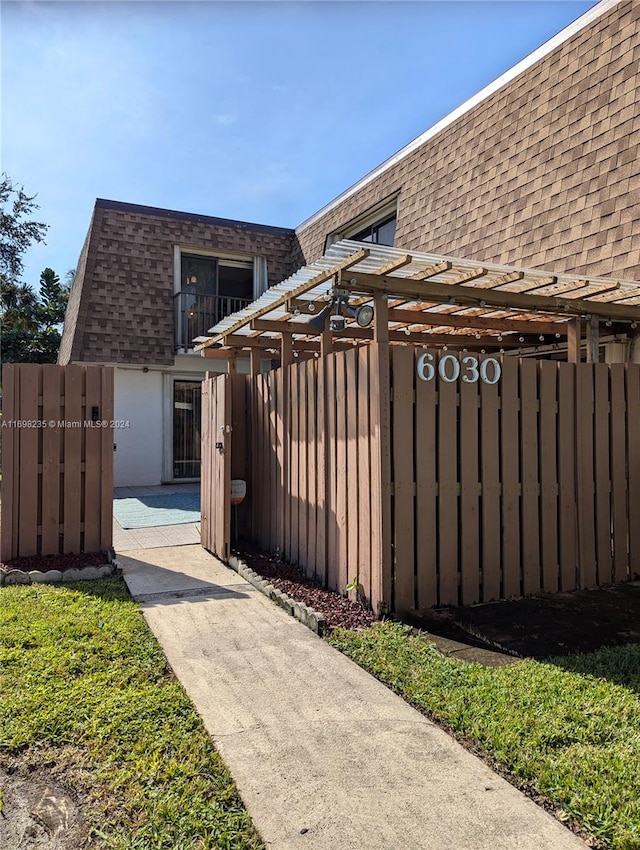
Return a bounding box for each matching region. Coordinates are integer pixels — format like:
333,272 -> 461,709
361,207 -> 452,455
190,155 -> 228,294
306,292 -> 375,334
343,301 -> 375,328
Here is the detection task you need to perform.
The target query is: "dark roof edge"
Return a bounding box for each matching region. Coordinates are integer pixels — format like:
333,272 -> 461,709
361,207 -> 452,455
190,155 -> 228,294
95,198 -> 296,237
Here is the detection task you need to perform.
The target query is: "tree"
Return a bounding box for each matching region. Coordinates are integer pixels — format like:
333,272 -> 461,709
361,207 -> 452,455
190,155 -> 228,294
1,269 -> 69,363
0,175 -> 69,363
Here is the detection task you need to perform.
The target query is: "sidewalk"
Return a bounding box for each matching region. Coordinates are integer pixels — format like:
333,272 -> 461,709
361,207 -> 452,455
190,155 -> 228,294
119,545 -> 586,850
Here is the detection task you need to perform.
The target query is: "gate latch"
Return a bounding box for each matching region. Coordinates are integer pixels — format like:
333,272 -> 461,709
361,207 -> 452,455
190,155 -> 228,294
215,442 -> 224,452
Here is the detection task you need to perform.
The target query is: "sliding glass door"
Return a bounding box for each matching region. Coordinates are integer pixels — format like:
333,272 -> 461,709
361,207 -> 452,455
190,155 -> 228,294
173,380 -> 202,479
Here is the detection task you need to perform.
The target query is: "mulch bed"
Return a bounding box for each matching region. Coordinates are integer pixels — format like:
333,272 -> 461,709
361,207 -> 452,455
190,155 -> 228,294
237,547 -> 377,630
238,546 -> 640,659
1,552 -> 108,573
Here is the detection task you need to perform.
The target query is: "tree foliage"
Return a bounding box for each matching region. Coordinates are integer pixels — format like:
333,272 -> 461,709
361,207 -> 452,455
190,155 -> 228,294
0,175 -> 69,363
0,174 -> 48,282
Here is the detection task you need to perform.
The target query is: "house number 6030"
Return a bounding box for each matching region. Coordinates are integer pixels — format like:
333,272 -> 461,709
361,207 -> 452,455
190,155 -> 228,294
416,352 -> 501,385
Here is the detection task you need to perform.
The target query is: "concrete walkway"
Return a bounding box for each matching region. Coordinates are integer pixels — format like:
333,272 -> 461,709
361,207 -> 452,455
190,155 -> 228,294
120,545 -> 586,850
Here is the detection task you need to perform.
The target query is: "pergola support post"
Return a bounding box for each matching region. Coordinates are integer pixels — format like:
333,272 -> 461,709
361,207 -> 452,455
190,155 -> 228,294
320,325 -> 333,358
371,292 -> 393,615
567,319 -> 581,364
586,316 -> 600,364
250,347 -> 262,378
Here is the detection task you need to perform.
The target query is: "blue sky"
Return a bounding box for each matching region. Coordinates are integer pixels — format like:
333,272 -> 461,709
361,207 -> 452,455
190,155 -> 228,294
2,0 -> 597,290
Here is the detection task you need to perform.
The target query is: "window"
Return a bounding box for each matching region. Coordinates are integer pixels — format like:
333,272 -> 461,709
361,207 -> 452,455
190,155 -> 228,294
325,196 -> 399,251
181,254 -> 253,301
174,249 -> 266,350
350,213 -> 397,246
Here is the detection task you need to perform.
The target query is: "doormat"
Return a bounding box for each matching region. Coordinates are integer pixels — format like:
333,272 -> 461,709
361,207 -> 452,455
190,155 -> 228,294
113,491 -> 201,529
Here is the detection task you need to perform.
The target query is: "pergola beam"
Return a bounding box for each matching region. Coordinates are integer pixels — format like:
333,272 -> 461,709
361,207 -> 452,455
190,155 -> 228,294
387,307 -> 567,335
250,318 -> 531,347
343,271 -> 640,321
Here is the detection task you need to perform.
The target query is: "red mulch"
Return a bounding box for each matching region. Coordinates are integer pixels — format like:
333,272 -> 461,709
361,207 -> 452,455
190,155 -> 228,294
1,552 -> 108,573
238,547 -> 377,630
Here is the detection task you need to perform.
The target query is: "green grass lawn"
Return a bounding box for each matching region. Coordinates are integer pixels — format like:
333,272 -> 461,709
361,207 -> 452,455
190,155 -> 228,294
0,579 -> 263,850
328,622 -> 640,850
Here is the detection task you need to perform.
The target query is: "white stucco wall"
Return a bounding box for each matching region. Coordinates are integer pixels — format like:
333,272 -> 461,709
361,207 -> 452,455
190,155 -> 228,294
114,367 -> 164,486
112,355 -> 232,487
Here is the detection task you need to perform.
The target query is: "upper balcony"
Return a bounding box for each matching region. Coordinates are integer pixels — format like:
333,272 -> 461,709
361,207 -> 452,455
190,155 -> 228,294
174,292 -> 251,351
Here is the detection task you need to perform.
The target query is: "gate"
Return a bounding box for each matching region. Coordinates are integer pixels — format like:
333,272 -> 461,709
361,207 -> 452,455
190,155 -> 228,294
201,372 -> 231,559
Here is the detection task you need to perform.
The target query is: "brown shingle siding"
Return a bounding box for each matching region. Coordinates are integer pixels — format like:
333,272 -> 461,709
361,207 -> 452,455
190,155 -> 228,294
296,1 -> 639,282
63,203 -> 295,365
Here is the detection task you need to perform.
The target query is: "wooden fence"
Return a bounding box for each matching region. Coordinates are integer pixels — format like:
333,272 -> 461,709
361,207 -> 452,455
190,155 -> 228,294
218,347 -> 640,613
390,349 -> 640,611
1,364 -> 114,561
249,347 -> 385,607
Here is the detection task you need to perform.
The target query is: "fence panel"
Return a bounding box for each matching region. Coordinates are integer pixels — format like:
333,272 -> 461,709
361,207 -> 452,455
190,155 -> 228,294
539,362 -> 559,593
479,376 -> 501,601
610,364 -> 629,582
335,354 -> 347,593
1,363 -> 113,561
593,365 -> 612,584
627,365 -> 640,579
500,357 -> 521,598
392,346 -> 415,612
305,359 -> 317,576
289,364 -> 299,563
415,359 -> 437,608
557,363 -> 577,590
459,377 -> 480,606
345,349 -> 359,593
357,347 -> 372,604
576,365 -> 597,588
437,376 -> 459,606
393,353 -> 640,610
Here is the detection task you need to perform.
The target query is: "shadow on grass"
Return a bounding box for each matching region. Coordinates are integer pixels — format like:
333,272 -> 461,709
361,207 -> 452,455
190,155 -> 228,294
550,642 -> 640,695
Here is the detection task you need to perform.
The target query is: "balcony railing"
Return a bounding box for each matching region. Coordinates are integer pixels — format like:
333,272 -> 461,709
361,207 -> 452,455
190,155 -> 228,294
174,292 -> 252,350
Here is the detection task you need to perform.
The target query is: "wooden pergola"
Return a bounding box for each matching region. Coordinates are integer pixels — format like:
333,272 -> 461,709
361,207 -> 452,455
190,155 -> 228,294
196,240 -> 640,371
